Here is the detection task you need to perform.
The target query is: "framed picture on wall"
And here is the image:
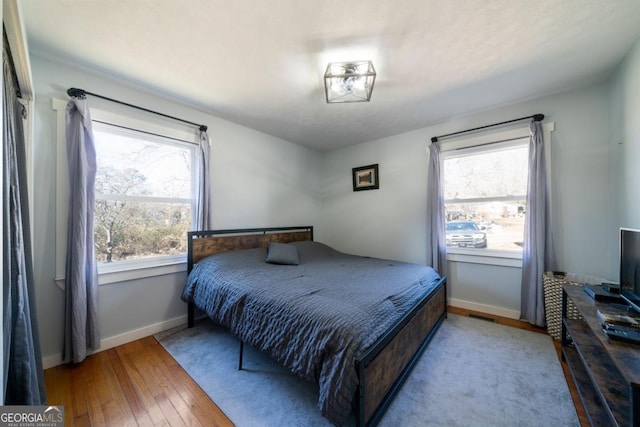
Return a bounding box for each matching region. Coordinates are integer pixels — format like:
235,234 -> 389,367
352,164 -> 379,191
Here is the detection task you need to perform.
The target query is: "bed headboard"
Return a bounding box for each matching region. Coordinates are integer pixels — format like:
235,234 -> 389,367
187,226 -> 314,272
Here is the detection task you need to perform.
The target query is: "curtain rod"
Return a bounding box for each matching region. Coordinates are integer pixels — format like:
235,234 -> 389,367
67,87 -> 208,132
430,113 -> 543,143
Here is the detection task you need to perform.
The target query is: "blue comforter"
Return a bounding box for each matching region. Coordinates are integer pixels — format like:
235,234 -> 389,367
181,241 -> 441,425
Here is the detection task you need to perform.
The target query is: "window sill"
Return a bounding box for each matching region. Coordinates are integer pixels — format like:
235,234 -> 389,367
447,248 -> 523,268
55,255 -> 187,289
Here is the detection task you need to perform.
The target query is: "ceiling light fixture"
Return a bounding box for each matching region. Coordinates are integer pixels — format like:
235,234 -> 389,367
324,60 -> 376,103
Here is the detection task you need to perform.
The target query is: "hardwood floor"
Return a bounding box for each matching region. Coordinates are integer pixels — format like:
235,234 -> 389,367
45,307 -> 587,426
45,337 -> 233,426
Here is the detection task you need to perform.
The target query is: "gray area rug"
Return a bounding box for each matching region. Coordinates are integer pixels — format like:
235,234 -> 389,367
157,314 -> 578,426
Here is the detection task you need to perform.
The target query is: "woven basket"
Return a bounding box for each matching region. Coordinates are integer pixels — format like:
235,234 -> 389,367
543,271 -> 583,340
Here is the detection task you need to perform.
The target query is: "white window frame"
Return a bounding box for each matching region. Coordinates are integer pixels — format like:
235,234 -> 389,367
52,98 -> 198,286
439,121 -> 554,267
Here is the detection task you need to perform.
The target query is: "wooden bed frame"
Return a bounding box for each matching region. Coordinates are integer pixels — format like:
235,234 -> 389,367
185,226 -> 447,427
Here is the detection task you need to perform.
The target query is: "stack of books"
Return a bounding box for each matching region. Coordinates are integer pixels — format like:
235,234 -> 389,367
597,308 -> 640,329
598,308 -> 640,344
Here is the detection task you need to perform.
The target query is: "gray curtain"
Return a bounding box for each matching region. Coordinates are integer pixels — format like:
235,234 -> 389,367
427,141 -> 447,276
63,96 -> 100,363
195,128 -> 211,230
2,42 -> 46,404
520,121 -> 556,326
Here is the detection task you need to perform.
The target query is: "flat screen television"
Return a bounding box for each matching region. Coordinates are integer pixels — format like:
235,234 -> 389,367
620,227 -> 640,314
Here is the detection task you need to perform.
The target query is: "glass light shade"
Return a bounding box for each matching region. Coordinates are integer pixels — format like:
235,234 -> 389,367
324,61 -> 376,103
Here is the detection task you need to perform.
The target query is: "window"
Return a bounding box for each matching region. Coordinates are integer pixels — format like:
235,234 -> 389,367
92,123 -> 195,264
53,99 -> 199,285
442,139 -> 529,254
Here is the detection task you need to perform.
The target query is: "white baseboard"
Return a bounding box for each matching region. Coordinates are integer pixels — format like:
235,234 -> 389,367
42,314 -> 188,369
449,298 -> 520,320
41,301 -> 518,369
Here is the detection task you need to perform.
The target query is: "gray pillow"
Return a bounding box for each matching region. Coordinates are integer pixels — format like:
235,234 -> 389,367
265,242 -> 299,265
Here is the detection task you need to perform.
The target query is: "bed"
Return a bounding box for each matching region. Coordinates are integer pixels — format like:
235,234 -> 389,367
181,226 -> 447,426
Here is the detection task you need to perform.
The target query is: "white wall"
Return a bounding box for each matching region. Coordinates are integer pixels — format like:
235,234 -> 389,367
610,37 -> 640,230
318,81 -> 615,317
30,54 -> 322,365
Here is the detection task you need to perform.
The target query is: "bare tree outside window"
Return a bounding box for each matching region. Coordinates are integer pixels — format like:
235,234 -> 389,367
92,124 -> 194,263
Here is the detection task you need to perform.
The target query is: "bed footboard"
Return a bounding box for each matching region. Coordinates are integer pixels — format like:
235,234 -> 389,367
356,277 -> 447,426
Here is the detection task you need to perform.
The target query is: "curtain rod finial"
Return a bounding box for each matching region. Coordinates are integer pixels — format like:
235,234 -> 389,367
431,137 -> 438,143
67,87 -> 86,98
199,125 -> 208,132
533,114 -> 544,122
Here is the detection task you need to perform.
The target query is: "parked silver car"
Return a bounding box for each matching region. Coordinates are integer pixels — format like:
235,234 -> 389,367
445,221 -> 487,248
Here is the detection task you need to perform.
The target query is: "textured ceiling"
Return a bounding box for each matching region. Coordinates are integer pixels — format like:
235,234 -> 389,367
19,0 -> 640,151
